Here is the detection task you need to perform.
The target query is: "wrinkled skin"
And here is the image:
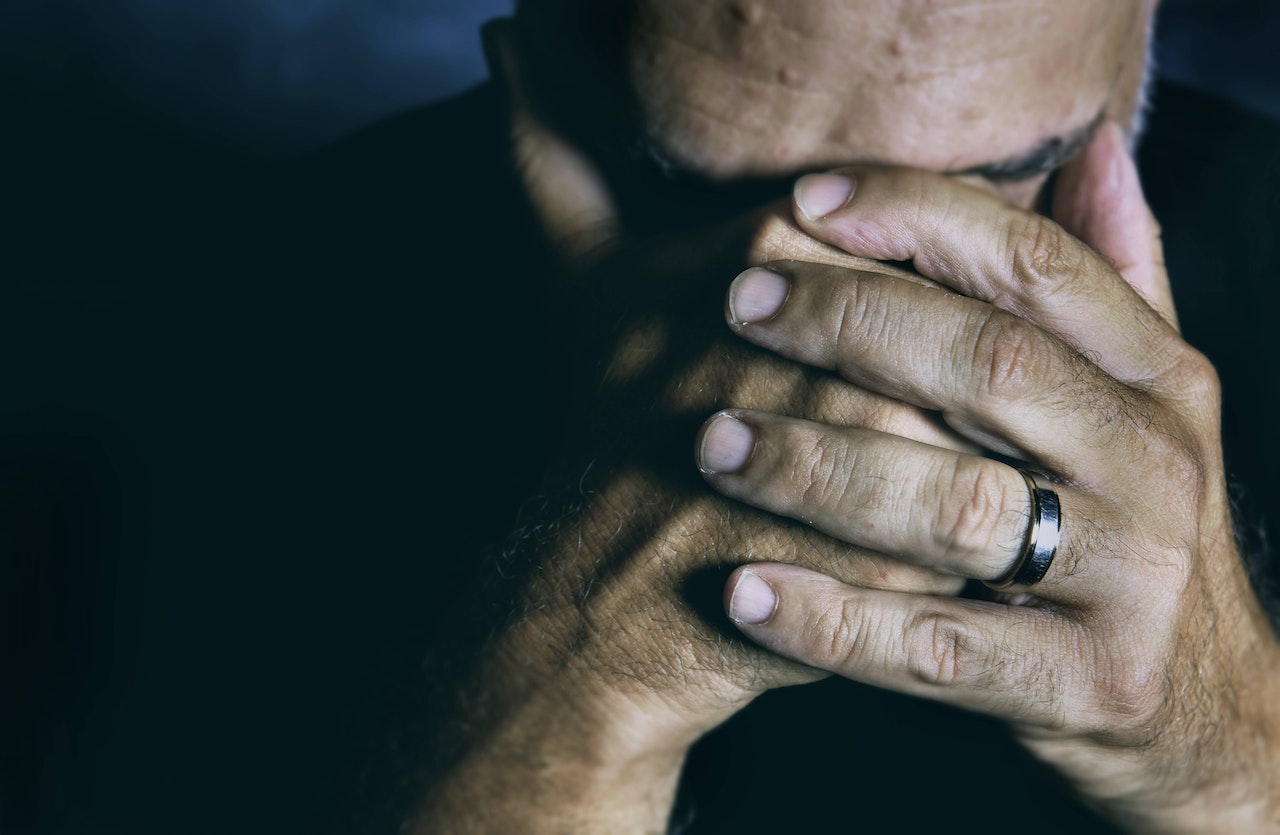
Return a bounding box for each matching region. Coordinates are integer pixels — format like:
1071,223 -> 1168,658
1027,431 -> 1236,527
705,145 -> 1280,830
414,1 -> 1279,832
416,26 -> 973,831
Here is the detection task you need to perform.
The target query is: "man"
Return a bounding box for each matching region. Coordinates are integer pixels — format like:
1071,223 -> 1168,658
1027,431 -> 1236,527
5,1 -> 1277,832
366,0 -> 1280,831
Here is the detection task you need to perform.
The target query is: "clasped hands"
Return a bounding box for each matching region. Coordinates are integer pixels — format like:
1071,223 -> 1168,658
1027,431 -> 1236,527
419,61 -> 1280,826
695,126 -> 1280,828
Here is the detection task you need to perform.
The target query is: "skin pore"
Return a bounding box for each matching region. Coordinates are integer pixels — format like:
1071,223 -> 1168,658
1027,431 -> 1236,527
615,0 -> 1153,209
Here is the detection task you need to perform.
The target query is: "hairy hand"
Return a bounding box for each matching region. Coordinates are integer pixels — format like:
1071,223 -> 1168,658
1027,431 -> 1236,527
698,124 -> 1280,830
414,22 -> 972,833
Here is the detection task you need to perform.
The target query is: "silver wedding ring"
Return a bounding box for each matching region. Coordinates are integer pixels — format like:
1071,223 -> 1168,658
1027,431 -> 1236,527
984,469 -> 1061,590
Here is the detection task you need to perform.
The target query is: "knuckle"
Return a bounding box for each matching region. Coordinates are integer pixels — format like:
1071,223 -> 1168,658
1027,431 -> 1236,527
1006,213 -> 1083,299
972,310 -> 1049,402
1154,440 -> 1206,499
834,276 -> 891,359
1089,643 -> 1167,731
809,594 -> 876,668
905,611 -> 987,687
931,458 -> 1011,563
1170,346 -> 1223,412
793,428 -> 857,515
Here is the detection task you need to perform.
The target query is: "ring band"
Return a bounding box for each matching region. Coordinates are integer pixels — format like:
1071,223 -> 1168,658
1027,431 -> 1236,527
984,469 -> 1061,590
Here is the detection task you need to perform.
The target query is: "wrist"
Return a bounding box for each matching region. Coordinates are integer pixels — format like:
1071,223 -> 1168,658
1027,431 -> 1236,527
413,676 -> 691,834
411,621 -> 701,834
1103,610 -> 1280,833
417,730 -> 687,834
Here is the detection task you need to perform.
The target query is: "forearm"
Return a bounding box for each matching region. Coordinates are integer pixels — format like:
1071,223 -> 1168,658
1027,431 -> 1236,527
407,602 -> 695,835
413,710 -> 686,835
1111,740 -> 1280,834
401,568 -> 701,835
1134,633 -> 1280,833
989,514 -> 1280,834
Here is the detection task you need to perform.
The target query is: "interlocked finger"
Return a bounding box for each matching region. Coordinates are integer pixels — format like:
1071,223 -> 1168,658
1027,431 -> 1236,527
726,262 -> 1156,483
790,163 -> 1187,388
698,409 -> 1083,595
722,564 -> 1100,728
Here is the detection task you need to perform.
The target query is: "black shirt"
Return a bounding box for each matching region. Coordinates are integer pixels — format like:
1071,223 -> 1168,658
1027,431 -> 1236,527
3,81 -> 1277,834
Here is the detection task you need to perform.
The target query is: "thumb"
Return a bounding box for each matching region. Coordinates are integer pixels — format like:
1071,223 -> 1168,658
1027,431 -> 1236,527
482,19 -> 620,268
1052,121 -> 1178,330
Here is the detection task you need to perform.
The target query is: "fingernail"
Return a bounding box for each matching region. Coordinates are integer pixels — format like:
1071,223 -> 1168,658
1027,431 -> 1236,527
699,414 -> 755,474
795,173 -> 856,219
728,571 -> 777,625
728,268 -> 789,324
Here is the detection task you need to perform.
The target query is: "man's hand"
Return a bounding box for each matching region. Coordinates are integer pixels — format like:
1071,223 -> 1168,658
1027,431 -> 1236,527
412,20 -> 971,833
698,124 -> 1280,830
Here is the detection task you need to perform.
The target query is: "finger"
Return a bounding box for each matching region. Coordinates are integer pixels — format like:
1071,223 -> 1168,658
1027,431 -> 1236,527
723,563 -> 1093,728
790,160 -> 1186,388
1052,122 -> 1178,331
483,19 -> 619,265
697,410 -> 1064,586
725,263 -> 1154,478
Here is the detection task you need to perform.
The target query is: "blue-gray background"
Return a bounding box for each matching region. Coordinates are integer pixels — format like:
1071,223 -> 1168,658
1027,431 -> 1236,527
1,0 -> 1277,162
0,4 -> 1274,833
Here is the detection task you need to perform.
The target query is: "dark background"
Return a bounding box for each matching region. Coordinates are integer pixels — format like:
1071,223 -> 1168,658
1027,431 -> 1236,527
0,0 -> 1278,163
1,3 -> 1277,835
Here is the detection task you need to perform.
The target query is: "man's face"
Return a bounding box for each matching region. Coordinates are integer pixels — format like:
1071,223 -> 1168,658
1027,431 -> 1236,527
619,0 -> 1152,207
